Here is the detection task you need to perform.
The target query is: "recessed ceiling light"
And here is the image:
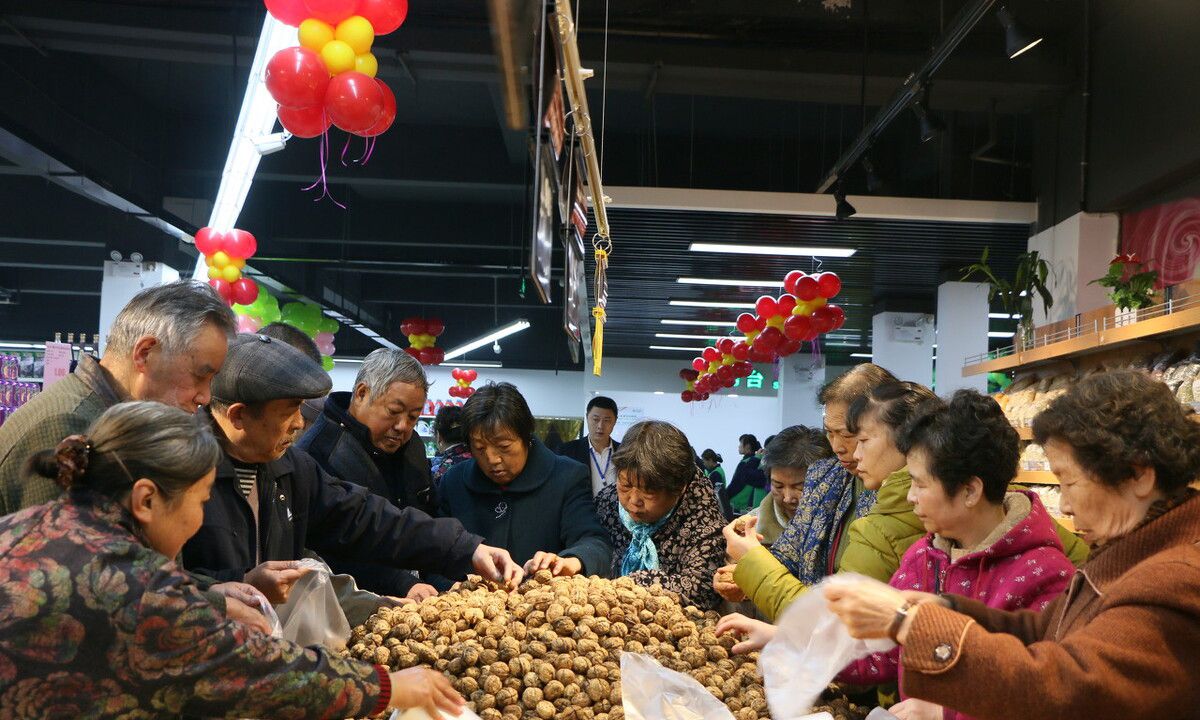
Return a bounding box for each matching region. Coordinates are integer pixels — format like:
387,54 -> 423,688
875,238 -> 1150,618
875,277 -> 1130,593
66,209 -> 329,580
689,243 -> 856,258
661,319 -> 740,327
649,345 -> 709,352
669,300 -> 757,309
677,277 -> 785,289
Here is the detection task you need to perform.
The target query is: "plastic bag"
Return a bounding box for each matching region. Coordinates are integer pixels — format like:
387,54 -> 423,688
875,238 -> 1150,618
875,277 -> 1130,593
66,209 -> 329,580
619,653 -> 833,720
248,592 -> 283,638
390,707 -> 484,720
759,573 -> 896,720
274,558 -> 351,651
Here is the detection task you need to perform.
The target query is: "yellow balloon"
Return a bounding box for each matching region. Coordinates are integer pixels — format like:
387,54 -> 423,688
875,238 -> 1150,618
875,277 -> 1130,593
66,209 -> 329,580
810,297 -> 828,311
207,267 -> 221,280
211,251 -> 231,269
767,316 -> 785,329
221,265 -> 241,283
746,330 -> 760,342
721,355 -> 734,366
407,333 -> 419,346
320,40 -> 357,75
232,257 -> 245,270
708,362 -> 720,374
354,52 -> 378,78
335,16 -> 375,55
204,254 -> 217,268
298,19 -> 335,52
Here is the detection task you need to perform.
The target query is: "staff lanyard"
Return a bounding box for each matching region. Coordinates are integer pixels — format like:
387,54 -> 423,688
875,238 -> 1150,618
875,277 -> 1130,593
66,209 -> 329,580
589,445 -> 612,480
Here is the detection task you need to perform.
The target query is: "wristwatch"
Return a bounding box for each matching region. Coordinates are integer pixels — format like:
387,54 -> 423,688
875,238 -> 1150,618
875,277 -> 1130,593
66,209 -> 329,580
887,601 -> 914,642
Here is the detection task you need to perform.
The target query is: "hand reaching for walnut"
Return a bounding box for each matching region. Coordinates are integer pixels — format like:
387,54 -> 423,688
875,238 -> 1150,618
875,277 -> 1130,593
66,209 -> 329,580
522,552 -> 583,578
712,564 -> 748,603
472,543 -> 525,589
387,666 -> 465,716
715,612 -> 777,654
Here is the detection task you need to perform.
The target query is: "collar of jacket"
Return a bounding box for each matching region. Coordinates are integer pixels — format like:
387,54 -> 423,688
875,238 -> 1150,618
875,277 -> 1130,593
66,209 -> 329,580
1082,488 -> 1200,593
74,354 -> 130,408
322,391 -> 384,457
67,487 -> 148,545
207,408 -> 296,483
463,438 -> 555,495
869,467 -> 913,515
929,489 -> 1058,562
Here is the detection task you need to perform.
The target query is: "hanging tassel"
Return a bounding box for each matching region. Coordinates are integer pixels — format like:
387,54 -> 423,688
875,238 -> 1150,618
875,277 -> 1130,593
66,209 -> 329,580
591,247 -> 609,376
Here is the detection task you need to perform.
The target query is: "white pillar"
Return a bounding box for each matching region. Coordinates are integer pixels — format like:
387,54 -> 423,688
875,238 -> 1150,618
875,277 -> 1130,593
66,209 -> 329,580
1027,211 -> 1119,326
935,281 -> 989,394
98,260 -> 179,355
871,311 -> 935,385
777,353 -> 826,430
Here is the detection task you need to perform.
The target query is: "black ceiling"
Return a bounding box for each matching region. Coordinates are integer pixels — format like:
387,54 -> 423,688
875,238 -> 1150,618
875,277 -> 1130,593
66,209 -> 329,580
0,0 -> 1076,366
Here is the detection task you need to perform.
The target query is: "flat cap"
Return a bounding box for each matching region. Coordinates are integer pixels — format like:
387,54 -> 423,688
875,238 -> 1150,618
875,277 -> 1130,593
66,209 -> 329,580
210,333 -> 332,404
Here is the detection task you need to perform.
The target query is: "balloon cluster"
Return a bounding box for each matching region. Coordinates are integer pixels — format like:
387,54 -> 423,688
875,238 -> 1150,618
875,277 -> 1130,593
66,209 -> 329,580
263,0 -> 405,139
449,368 -> 478,398
400,316 -> 446,365
687,338 -> 756,401
231,295 -> 340,371
196,227 -> 259,306
232,290 -> 283,331
678,368 -> 708,403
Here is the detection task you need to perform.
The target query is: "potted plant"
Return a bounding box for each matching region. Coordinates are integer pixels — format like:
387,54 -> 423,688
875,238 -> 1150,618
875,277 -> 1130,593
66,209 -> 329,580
961,248 -> 1054,349
1089,252 -> 1159,326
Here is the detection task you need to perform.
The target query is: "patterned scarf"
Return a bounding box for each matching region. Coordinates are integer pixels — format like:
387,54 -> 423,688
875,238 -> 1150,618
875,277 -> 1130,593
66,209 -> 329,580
618,499 -> 679,575
769,457 -> 877,586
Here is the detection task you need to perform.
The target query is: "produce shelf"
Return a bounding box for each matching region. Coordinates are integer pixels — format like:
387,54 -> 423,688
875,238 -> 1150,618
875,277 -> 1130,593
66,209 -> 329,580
1017,470 -> 1058,485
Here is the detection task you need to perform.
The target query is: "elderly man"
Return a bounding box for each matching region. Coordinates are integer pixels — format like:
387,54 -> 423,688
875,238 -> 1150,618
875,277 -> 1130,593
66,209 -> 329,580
297,348 -> 437,598
0,280 -> 235,514
184,334 -> 523,605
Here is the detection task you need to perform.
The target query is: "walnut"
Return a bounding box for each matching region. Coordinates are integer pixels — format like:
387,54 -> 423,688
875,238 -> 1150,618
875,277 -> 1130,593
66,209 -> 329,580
495,687 -> 519,708
489,661 -> 510,680
483,674 -> 503,695
536,701 -> 556,718
522,686 -> 544,708
543,679 -> 565,701
523,671 -> 541,689
556,668 -> 577,686
480,710 -> 502,720
373,646 -> 390,665
460,676 -> 480,695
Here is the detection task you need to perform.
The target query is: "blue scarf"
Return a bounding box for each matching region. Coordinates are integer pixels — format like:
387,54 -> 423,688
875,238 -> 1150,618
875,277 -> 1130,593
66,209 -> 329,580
769,457 -> 877,586
618,500 -> 678,575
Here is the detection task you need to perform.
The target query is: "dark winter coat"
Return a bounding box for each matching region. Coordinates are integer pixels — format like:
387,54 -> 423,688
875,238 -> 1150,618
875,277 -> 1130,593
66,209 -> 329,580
438,439 -> 612,575
556,437 -> 621,468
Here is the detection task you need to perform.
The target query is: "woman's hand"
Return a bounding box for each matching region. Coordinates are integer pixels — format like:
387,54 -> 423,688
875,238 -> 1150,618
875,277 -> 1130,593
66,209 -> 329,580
712,564 -> 747,602
472,543 -> 525,589
211,581 -> 274,635
823,578 -> 911,640
714,613 -> 777,654
387,667 -> 465,716
888,699 -> 944,720
899,590 -> 944,607
523,552 -> 583,577
722,517 -> 762,562
244,560 -> 309,604
405,583 -> 440,602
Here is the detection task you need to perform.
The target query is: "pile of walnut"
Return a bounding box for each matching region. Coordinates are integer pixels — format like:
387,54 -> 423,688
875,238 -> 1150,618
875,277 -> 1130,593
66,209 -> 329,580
348,570 -> 770,720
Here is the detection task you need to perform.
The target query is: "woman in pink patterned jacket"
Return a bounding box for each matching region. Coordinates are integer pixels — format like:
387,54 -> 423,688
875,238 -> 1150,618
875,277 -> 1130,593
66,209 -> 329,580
837,390 -> 1074,720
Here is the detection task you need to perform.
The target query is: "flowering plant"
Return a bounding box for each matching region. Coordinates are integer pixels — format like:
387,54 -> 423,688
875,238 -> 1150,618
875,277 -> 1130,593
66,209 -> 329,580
1089,253 -> 1159,311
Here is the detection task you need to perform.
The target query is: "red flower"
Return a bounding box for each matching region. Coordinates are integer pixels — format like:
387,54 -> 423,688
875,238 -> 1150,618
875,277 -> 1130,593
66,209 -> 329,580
1110,252 -> 1142,265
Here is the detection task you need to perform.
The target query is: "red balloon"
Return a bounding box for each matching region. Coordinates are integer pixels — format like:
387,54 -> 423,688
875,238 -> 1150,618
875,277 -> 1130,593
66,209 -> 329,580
681,390 -> 695,403
230,278 -> 259,306
778,338 -> 803,357
451,368 -> 463,381
735,313 -> 759,334
716,337 -> 735,355
448,386 -> 460,398
784,314 -> 814,341
264,0 -> 309,26
208,279 -> 234,304
679,368 -> 699,381
194,227 -> 225,256
783,270 -> 806,296
278,103 -> 331,138
425,316 -> 445,337
748,344 -> 775,363
303,0 -> 358,25
360,79 -> 397,137
717,365 -> 735,384
795,275 -> 820,301
735,361 -> 754,377
816,272 -> 842,299
697,392 -> 709,401
265,47 -> 329,110
463,369 -> 478,382
358,0 -> 409,34
813,304 -> 846,334
407,318 -> 428,336
755,326 -> 784,352
464,386 -> 475,397
692,357 -> 706,373
755,295 -> 778,319
404,347 -> 421,360
776,294 -> 797,317
702,346 -> 721,363
429,347 -> 445,365
225,229 -> 257,260
325,72 -> 385,133
731,341 -> 750,361
418,347 -> 439,365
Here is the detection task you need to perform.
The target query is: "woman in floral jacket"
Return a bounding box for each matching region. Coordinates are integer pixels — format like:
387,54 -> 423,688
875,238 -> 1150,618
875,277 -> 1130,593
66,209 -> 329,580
595,420 -> 727,609
0,401 -> 462,720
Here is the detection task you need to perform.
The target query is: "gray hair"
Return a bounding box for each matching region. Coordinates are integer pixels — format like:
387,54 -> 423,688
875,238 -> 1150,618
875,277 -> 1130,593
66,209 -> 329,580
105,280 -> 236,357
354,348 -> 431,399
760,425 -> 834,474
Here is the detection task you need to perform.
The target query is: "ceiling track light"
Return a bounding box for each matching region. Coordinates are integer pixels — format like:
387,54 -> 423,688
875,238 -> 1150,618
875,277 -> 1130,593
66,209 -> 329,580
833,182 -> 856,221
995,5 -> 1044,60
911,89 -> 945,143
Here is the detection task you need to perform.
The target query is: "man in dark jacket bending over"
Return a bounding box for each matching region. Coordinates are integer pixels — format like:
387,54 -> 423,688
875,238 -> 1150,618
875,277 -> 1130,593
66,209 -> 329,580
297,348 -> 438,600
182,333 -> 522,604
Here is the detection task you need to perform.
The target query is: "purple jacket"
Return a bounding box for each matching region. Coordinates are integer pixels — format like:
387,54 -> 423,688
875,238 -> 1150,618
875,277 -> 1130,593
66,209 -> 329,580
838,490 -> 1074,720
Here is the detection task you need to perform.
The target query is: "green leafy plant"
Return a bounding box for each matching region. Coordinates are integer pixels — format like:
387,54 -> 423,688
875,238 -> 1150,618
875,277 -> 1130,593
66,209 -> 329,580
961,248 -> 1054,321
1089,252 -> 1158,311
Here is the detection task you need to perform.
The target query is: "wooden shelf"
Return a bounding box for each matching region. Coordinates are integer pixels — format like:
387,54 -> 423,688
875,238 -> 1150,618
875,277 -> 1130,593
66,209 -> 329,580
964,303 -> 1200,377
1017,470 -> 1058,485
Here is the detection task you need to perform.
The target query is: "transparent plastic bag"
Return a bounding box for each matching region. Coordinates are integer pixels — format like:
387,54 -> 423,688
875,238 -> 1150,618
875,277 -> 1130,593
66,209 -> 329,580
248,592 -> 283,638
274,558 -> 351,651
390,707 -> 484,720
759,574 -> 896,720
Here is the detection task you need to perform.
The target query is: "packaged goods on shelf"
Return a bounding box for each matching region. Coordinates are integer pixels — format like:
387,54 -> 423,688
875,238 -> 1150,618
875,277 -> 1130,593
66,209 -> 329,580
1020,443 -> 1049,472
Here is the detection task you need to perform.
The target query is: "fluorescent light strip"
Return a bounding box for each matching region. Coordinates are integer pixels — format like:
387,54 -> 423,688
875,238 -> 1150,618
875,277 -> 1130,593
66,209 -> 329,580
661,319 -> 740,327
850,353 -> 873,358
655,333 -> 730,341
649,345 -> 709,352
442,320 -> 531,360
0,342 -> 47,350
677,277 -> 784,289
689,242 -> 856,258
988,331 -> 1015,338
653,391 -> 665,395
670,300 -> 757,309
988,313 -> 1021,320
439,361 -> 504,368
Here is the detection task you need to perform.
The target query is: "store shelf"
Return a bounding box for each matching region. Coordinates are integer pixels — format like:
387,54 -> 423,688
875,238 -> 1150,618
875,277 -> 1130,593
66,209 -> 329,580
1015,426 -> 1034,440
1017,470 -> 1058,485
963,297 -> 1200,377
16,377 -> 42,383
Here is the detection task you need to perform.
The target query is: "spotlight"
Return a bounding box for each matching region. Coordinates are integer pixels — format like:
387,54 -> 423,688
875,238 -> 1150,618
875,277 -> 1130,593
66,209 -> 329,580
996,5 -> 1043,60
834,183 -> 856,221
129,252 -> 144,264
253,131 -> 292,156
912,96 -> 945,143
109,250 -> 122,262
862,156 -> 882,194
492,340 -> 502,355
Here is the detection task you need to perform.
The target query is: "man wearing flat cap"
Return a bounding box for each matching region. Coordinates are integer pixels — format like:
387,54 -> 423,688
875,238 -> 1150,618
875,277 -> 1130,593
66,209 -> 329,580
183,333 -> 524,604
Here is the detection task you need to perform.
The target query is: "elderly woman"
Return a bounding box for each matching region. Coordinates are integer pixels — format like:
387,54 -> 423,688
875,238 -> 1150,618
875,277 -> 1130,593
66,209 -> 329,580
438,382 -> 612,577
826,370 -> 1200,719
0,401 -> 461,719
594,420 -> 727,608
744,426 -> 835,547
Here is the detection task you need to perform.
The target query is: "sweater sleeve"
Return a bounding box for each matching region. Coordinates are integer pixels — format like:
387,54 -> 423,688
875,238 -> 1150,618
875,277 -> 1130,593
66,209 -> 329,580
556,468 -> 614,577
732,545 -> 809,623
902,560 -> 1200,719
